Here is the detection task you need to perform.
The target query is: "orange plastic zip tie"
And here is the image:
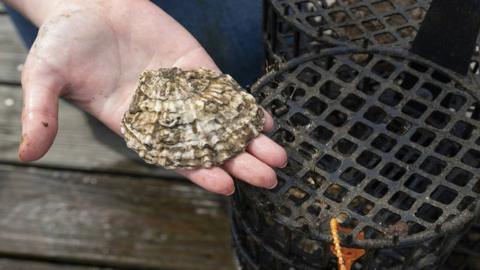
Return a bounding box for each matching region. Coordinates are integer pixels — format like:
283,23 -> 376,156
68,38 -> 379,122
330,218 -> 347,270
330,220 -> 366,270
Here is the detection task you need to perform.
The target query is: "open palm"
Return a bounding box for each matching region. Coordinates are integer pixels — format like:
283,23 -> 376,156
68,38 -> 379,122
19,0 -> 286,195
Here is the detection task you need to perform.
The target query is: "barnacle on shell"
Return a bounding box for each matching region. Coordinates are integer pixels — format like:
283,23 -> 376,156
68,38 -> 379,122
121,68 -> 265,169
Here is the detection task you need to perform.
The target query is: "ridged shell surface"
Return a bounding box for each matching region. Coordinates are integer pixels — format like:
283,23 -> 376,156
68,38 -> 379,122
121,68 -> 265,169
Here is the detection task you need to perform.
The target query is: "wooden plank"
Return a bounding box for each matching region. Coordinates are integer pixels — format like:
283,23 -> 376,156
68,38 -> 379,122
0,15 -> 26,84
0,258 -> 113,270
0,85 -> 179,178
0,164 -> 233,270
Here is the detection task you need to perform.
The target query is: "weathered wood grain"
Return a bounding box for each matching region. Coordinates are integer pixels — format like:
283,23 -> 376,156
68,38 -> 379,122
0,85 -> 180,178
0,258 -> 113,270
0,15 -> 26,84
0,164 -> 233,270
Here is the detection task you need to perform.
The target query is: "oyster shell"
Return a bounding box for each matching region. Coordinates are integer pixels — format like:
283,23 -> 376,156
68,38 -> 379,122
121,68 -> 265,169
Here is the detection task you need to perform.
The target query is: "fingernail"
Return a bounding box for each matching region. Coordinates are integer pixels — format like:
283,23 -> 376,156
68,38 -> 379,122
267,179 -> 278,189
280,159 -> 289,168
226,187 -> 236,196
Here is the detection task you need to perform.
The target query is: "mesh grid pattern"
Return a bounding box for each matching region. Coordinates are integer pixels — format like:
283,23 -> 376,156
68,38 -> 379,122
231,198 -> 467,269
249,48 -> 480,247
263,0 -> 480,76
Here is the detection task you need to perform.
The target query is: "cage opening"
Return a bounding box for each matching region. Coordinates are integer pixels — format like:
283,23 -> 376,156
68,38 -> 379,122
375,32 -> 398,44
357,77 -> 381,95
434,139 -> 462,158
461,149 -> 480,168
364,106 -> 388,124
302,171 -> 326,190
395,145 -> 421,164
372,60 -> 396,79
350,53 -> 373,66
416,83 -> 442,101
402,100 -> 428,118
357,150 -> 382,169
389,191 -> 415,210
385,14 -> 408,26
362,19 -> 385,31
349,122 -> 374,140
415,203 -> 443,223
395,72 -> 419,90
431,70 -> 452,84
374,209 -> 402,226
386,117 -> 411,135
299,141 -> 317,160
379,89 -> 404,106
380,163 -> 406,181
334,138 -> 358,156
431,186 -> 458,205
326,110 -> 349,127
425,111 -> 451,129
410,128 -> 436,147
466,102 -> 480,121
303,96 -> 327,115
457,196 -> 475,211
440,93 -> 467,112
351,6 -> 372,19
298,67 -> 322,86
324,184 -> 348,202
329,10 -> 350,23
291,112 -> 312,127
310,125 -> 334,143
268,99 -> 291,117
287,187 -> 310,205
372,133 -> 397,153
420,156 -> 447,176
446,167 -> 473,187
341,93 -> 365,112
320,80 -> 342,99
363,226 -> 386,240
348,196 -> 375,216
404,173 -> 432,193
340,167 -> 366,186
364,179 -> 389,198
450,121 -> 475,140
398,26 -> 417,39
273,128 -> 296,144
408,61 -> 429,72
317,154 -> 342,173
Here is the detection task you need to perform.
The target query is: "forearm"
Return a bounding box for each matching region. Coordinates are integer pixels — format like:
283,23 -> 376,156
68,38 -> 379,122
3,0 -> 60,26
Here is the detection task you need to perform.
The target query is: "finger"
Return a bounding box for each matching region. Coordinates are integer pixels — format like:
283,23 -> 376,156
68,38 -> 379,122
176,167 -> 235,196
247,134 -> 288,168
18,57 -> 64,162
262,108 -> 275,132
222,152 -> 277,189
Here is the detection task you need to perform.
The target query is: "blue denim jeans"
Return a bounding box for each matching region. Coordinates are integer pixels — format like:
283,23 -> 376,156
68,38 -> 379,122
6,1 -> 263,86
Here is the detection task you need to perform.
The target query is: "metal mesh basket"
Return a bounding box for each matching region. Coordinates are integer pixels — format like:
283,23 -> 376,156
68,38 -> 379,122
232,47 -> 480,270
263,0 -> 480,76
444,219 -> 480,270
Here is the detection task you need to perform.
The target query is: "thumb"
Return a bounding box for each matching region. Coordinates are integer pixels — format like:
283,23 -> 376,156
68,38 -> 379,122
18,60 -> 63,162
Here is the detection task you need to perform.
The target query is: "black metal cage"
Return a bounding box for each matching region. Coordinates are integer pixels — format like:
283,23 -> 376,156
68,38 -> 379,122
263,0 -> 480,77
232,47 -> 480,270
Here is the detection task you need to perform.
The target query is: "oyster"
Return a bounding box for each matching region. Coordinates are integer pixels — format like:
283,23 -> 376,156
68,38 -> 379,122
121,68 -> 265,169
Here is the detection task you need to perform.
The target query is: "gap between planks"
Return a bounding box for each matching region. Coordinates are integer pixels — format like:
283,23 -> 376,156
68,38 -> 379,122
0,164 -> 234,270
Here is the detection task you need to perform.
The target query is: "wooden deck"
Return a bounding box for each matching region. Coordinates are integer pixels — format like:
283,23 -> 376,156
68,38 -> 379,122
0,4 -> 234,270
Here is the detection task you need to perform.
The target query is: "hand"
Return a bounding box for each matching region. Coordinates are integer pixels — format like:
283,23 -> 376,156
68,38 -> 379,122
12,0 -> 287,195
